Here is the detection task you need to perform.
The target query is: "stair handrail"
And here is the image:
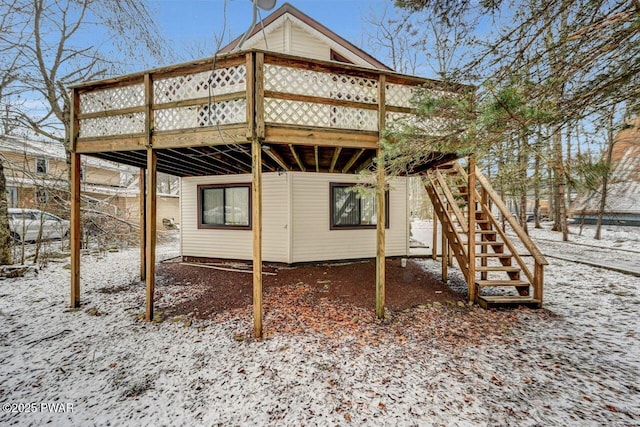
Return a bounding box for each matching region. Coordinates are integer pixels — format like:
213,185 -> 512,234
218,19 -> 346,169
452,161 -> 547,266
426,173 -> 469,268
473,171 -> 548,266
434,170 -> 468,234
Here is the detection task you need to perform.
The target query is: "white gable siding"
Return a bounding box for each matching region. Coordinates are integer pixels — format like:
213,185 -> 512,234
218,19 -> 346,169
290,173 -> 408,263
180,173 -> 289,262
244,15 -> 373,67
288,22 -> 330,61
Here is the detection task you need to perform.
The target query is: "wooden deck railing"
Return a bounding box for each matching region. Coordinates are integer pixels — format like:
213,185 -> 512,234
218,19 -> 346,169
72,50 -> 462,153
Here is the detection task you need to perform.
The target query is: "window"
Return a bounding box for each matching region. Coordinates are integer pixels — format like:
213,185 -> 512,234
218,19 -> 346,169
35,157 -> 48,174
198,184 -> 251,229
36,188 -> 48,204
6,187 -> 18,208
330,183 -> 389,229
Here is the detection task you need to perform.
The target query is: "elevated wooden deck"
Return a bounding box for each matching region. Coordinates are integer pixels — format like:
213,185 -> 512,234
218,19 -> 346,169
71,50 -> 468,176
68,50 -> 471,338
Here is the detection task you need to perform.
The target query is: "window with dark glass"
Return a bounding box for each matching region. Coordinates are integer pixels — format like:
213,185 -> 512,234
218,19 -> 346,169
35,157 -> 47,174
198,184 -> 250,229
330,183 -> 388,229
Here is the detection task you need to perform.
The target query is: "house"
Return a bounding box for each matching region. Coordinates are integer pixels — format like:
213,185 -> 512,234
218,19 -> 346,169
571,117 -> 640,226
68,2 -> 545,336
1,134 -> 180,228
181,3 -> 406,263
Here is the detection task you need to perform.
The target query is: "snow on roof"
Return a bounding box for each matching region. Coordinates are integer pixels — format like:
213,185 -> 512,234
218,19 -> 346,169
0,134 -> 136,173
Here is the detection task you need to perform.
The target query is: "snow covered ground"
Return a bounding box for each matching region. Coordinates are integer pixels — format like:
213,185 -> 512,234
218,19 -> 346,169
0,224 -> 639,426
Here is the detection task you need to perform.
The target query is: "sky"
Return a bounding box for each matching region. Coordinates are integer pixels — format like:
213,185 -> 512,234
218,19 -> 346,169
148,0 -> 394,65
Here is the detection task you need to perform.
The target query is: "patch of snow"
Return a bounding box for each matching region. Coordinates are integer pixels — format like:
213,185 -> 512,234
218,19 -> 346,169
0,224 -> 638,425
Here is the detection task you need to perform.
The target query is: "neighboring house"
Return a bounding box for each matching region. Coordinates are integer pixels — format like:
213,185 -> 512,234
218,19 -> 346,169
1,135 -> 180,227
571,117 -> 640,226
177,3 -> 407,263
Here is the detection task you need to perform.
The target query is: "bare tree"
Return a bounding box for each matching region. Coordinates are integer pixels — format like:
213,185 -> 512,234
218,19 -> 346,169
0,160 -> 11,265
2,0 -> 171,183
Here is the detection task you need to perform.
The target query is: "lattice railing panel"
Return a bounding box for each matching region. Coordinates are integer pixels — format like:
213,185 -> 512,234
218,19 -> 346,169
332,107 -> 378,131
264,64 -> 377,104
80,85 -> 144,114
79,113 -> 145,138
154,99 -> 246,131
386,83 -> 417,108
154,65 -> 246,104
265,98 -> 378,131
386,111 -> 449,135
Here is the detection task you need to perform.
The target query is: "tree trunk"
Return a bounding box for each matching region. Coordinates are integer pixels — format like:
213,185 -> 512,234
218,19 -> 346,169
595,109 -> 616,240
533,133 -> 542,228
0,160 -> 12,265
551,128 -> 569,241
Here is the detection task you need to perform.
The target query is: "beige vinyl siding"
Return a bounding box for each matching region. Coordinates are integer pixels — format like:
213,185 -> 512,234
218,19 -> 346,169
245,17 -> 330,61
288,22 -> 330,60
180,173 -> 289,262
291,173 -> 408,263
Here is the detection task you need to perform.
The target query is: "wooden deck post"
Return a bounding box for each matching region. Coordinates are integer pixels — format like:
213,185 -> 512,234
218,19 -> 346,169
145,148 -> 157,321
252,138 -> 263,337
139,168 -> 146,281
432,213 -> 438,260
468,157 -> 477,303
70,86 -> 81,308
376,149 -> 386,319
441,227 -> 448,281
375,75 -> 386,319
70,152 -> 81,307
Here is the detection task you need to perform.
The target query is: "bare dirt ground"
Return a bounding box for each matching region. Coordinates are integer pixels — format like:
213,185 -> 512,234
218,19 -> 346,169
155,257 -> 535,346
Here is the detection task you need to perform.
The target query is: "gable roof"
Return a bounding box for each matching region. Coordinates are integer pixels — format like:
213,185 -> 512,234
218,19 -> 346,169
219,2 -> 392,71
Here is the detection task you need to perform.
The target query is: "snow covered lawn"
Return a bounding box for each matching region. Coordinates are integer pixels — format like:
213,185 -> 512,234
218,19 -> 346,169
0,224 -> 638,426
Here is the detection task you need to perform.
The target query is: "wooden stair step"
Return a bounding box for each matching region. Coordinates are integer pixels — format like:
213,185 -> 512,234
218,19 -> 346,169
475,253 -> 512,258
476,266 -> 521,273
476,279 -> 529,287
474,241 -> 504,246
477,295 -> 542,309
474,230 -> 497,234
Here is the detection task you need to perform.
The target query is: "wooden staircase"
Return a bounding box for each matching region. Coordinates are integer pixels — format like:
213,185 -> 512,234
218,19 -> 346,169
425,160 -> 547,308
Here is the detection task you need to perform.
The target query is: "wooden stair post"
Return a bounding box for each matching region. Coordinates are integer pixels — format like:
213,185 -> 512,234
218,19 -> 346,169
467,157 -> 476,303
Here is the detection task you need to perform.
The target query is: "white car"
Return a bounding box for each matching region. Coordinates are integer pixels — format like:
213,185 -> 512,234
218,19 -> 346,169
8,208 -> 70,243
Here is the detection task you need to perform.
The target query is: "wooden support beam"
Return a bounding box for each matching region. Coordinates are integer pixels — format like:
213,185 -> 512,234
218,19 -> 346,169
342,148 -> 365,173
441,225 -> 448,281
468,156 -> 477,303
480,187 -> 488,280
263,146 -> 290,171
264,126 -> 379,149
145,148 -> 157,321
289,144 -> 306,171
252,138 -> 263,338
329,147 -> 342,173
375,148 -> 386,319
70,152 -> 81,308
374,73 -> 387,316
314,146 -> 319,172
432,213 -> 438,260
139,168 -> 146,281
